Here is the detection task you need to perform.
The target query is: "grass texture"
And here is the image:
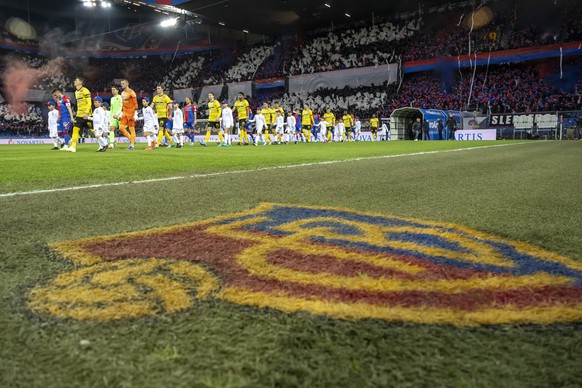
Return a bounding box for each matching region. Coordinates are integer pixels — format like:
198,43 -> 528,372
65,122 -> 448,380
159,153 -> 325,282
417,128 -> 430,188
0,140 -> 581,387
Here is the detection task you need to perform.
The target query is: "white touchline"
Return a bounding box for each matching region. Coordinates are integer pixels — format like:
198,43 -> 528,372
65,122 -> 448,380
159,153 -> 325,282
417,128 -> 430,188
0,143 -> 530,198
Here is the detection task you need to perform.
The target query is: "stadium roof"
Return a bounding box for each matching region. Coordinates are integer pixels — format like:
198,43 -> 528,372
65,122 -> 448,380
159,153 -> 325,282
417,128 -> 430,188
1,0 -> 475,37
178,0 -> 458,35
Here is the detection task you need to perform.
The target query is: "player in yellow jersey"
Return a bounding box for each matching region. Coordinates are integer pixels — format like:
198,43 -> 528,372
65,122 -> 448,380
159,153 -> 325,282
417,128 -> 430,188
301,103 -> 314,143
369,113 -> 379,141
65,76 -> 92,152
153,85 -> 174,147
260,102 -> 274,144
323,107 -> 335,142
342,111 -> 354,141
201,92 -> 222,146
233,92 -> 251,145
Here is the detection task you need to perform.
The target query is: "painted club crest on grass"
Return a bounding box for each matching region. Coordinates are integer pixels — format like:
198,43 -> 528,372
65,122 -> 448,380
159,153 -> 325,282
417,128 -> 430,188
29,203 -> 582,326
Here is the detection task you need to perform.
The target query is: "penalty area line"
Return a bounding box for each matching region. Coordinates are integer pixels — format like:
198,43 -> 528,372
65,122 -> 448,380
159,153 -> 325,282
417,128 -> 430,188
0,142 -> 530,198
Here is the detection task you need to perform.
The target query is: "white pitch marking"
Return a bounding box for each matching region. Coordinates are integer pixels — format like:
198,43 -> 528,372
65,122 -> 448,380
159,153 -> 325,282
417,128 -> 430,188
0,142 -> 529,198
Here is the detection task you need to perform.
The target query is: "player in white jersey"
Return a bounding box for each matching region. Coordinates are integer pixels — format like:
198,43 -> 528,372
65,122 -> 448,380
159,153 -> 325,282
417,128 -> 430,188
380,122 -> 389,141
316,116 -> 328,143
284,110 -> 296,144
249,108 -> 267,146
334,119 -> 345,142
220,100 -> 234,147
353,117 -> 361,141
273,110 -> 285,144
89,96 -> 110,152
103,101 -> 111,140
171,101 -> 185,148
136,96 -> 159,151
46,101 -> 64,150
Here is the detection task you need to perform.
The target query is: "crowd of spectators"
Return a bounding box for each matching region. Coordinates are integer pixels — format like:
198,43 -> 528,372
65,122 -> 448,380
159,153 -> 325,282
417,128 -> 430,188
217,43 -> 280,83
0,103 -> 45,137
389,62 -> 582,114
286,19 -> 420,75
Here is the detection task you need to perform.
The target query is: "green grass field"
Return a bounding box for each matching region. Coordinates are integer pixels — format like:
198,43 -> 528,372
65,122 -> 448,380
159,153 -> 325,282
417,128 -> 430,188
1,140 -> 581,387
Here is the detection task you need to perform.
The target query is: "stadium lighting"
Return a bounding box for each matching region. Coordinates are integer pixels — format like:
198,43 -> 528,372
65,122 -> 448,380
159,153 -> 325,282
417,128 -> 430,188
324,3 -> 331,8
345,12 -> 351,17
160,17 -> 179,27
101,1 -> 111,8
242,29 -> 249,33
218,21 -> 225,26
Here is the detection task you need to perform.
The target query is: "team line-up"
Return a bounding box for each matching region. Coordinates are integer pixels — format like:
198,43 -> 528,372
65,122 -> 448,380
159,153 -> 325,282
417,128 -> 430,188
46,77 -> 389,152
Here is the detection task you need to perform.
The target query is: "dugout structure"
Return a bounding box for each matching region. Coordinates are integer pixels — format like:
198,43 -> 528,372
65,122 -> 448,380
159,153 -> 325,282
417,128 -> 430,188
390,107 -> 468,140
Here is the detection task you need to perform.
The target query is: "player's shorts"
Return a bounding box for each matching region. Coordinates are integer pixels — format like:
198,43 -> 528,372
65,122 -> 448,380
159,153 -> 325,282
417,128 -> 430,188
110,118 -> 120,129
207,121 -> 220,130
239,118 -> 247,128
120,114 -> 135,128
165,120 -> 173,130
74,117 -> 91,130
184,122 -> 195,130
158,118 -> 167,130
371,127 -> 378,134
302,125 -> 312,132
275,126 -> 284,135
143,124 -> 158,134
172,127 -> 184,134
57,120 -> 71,135
295,126 -> 302,133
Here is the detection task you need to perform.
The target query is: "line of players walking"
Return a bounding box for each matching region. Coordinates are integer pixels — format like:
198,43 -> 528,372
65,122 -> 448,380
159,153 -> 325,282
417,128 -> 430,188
47,78 -> 389,152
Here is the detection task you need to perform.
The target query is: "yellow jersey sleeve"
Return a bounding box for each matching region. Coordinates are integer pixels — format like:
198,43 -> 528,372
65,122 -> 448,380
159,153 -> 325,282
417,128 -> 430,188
235,100 -> 249,119
75,87 -> 92,117
208,100 -> 221,122
153,95 -> 172,118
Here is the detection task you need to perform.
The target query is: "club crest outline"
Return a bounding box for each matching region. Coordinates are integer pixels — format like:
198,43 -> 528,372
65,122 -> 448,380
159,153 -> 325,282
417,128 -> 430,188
28,203 -> 582,326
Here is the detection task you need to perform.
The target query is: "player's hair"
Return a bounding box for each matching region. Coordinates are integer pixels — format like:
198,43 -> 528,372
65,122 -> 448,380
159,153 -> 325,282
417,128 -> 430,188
111,85 -> 119,90
75,76 -> 84,83
121,78 -> 129,83
51,88 -> 62,94
238,91 -> 244,96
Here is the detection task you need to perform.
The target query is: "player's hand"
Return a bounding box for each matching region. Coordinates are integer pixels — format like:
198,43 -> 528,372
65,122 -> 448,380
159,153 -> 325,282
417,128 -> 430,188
83,114 -> 88,119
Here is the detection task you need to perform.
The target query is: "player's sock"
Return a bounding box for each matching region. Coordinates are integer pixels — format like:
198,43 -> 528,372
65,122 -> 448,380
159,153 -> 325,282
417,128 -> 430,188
165,131 -> 173,144
129,127 -> 136,145
218,132 -> 224,144
146,135 -> 152,147
205,131 -> 211,143
157,131 -> 164,145
51,137 -> 58,148
69,127 -> 80,149
120,126 -> 131,143
180,135 -> 184,146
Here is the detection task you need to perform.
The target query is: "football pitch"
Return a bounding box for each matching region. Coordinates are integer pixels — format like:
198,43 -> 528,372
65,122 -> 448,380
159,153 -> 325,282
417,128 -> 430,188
1,140 -> 581,387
